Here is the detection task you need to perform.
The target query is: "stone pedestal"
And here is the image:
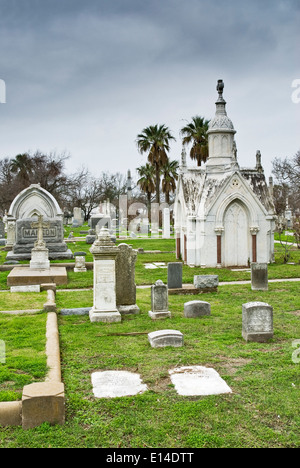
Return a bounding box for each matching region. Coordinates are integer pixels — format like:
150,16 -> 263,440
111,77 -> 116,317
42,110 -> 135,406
30,246 -> 50,269
74,253 -> 87,272
89,228 -> 121,323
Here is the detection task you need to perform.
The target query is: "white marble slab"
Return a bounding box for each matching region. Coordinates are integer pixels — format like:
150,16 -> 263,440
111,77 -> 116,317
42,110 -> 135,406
169,366 -> 232,396
91,371 -> 148,398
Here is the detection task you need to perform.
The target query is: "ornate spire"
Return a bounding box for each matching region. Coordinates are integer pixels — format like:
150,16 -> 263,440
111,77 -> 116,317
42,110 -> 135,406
207,79 -> 235,133
216,79 -> 225,102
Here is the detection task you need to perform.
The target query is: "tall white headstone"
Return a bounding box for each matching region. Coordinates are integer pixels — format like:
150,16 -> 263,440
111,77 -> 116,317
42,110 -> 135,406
89,228 -> 121,323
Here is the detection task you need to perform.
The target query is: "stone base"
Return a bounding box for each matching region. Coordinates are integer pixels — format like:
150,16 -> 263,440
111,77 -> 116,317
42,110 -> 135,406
22,382 -> 65,430
74,268 -> 87,272
168,285 -> 200,295
89,308 -> 122,323
242,331 -> 273,343
29,246 -> 50,270
7,266 -> 68,286
6,248 -> 73,261
117,304 -> 140,315
148,310 -> 171,320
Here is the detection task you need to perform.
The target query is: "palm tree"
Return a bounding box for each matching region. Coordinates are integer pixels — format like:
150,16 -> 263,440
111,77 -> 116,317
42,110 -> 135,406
10,153 -> 33,184
161,158 -> 179,204
136,163 -> 156,210
136,124 -> 175,203
180,116 -> 210,166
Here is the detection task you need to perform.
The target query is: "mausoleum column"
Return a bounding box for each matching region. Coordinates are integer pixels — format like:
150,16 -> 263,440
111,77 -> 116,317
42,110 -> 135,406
250,227 -> 259,263
214,227 -> 224,267
175,228 -> 181,259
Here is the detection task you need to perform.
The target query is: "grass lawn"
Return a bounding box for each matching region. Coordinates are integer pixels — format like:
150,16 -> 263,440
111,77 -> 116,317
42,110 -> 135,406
0,235 -> 299,448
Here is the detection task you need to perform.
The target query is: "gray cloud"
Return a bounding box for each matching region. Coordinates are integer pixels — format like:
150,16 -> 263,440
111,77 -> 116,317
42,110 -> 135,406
0,0 -> 299,180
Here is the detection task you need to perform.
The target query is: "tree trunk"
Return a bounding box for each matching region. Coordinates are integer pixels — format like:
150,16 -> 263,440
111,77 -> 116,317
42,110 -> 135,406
155,162 -> 160,204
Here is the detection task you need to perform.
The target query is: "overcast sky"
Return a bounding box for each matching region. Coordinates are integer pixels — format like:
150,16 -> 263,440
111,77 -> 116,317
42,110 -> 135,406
0,0 -> 299,181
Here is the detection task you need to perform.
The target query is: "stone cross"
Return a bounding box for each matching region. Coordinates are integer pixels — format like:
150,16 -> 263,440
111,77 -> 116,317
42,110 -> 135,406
31,215 -> 50,248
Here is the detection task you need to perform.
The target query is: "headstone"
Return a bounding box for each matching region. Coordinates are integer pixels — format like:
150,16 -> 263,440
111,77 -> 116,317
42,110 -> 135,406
6,184 -> 72,261
148,330 -> 183,348
169,366 -> 232,396
184,300 -> 211,318
251,263 -> 268,291
74,252 -> 87,272
85,229 -> 96,244
242,302 -> 273,342
0,220 -> 5,245
116,243 -> 140,315
162,207 -> 171,239
167,262 -> 183,289
89,227 -> 121,323
149,280 -> 171,320
5,215 -> 16,249
73,207 -> 83,226
29,215 -> 50,269
193,275 -> 219,292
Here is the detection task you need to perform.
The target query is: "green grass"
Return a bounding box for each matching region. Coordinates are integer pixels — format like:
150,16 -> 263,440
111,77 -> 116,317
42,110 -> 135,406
0,314 -> 48,402
0,236 -> 299,447
0,282 -> 299,448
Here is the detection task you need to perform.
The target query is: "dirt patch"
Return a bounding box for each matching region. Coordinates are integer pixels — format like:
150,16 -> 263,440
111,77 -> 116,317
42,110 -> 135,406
215,356 -> 252,375
288,310 -> 300,316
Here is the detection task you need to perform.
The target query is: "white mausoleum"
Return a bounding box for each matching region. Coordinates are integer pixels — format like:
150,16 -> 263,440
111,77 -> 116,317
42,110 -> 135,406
174,80 -> 276,268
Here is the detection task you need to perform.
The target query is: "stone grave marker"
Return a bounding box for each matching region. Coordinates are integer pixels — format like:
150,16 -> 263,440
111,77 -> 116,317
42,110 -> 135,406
89,227 -> 121,323
167,262 -> 183,289
6,184 -> 72,261
184,300 -> 211,318
29,215 -> 50,270
251,263 -> 268,291
194,275 -> 219,292
0,219 -> 5,246
169,366 -> 232,396
149,280 -> 171,320
148,330 -> 183,348
91,371 -> 148,398
242,301 -> 273,342
74,252 -> 87,272
116,243 -> 140,315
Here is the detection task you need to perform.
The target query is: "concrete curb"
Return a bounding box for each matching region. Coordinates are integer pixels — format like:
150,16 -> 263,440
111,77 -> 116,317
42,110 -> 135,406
0,310 -> 64,429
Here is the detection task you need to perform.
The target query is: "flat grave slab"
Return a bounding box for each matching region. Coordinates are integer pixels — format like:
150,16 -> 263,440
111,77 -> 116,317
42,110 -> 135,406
169,366 -> 232,396
91,371 -> 148,398
7,266 -> 68,286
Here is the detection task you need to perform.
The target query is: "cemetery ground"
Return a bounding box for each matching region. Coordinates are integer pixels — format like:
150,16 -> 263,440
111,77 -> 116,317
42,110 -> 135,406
0,229 -> 299,448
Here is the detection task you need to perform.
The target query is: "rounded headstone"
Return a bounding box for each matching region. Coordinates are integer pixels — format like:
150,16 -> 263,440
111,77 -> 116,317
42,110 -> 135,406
184,300 -> 211,318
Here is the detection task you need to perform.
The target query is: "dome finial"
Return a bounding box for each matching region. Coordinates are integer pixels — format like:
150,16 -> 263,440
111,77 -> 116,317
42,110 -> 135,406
216,79 -> 224,100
